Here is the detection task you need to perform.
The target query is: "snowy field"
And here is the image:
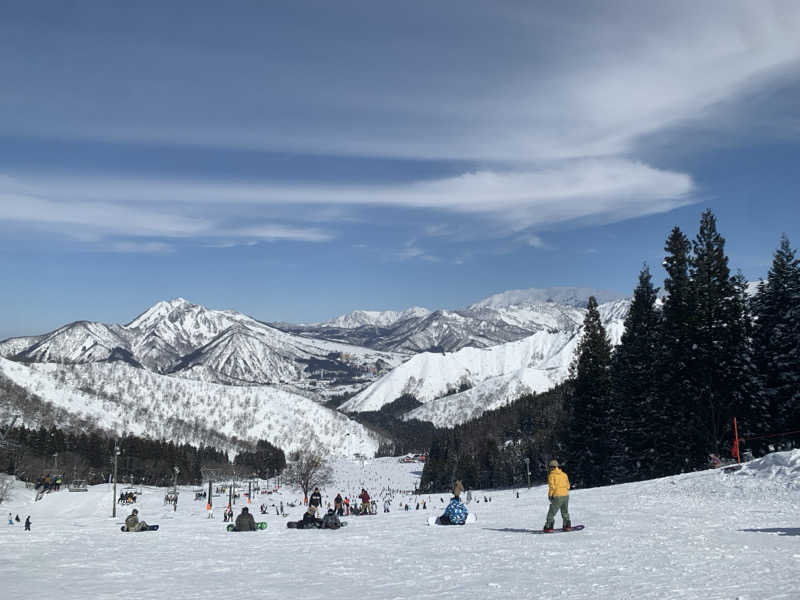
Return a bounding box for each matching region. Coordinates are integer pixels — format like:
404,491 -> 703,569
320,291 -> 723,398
1,452 -> 799,600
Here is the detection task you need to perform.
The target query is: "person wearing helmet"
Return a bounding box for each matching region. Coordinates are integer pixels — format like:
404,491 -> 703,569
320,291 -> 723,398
234,506 -> 257,531
543,459 -> 571,532
124,508 -> 149,532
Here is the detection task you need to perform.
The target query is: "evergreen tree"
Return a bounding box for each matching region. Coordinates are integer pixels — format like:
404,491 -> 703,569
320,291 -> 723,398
607,265 -> 661,482
657,226 -> 699,474
689,210 -> 755,466
751,234 -> 800,446
565,296 -> 613,487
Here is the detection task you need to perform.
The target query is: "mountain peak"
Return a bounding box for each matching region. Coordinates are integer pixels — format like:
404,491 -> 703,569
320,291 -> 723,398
470,286 -> 626,310
125,298 -> 198,329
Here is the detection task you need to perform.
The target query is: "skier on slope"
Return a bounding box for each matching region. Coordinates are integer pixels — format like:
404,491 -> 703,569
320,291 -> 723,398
437,480 -> 468,525
543,459 -> 571,532
124,508 -> 150,532
233,506 -> 257,531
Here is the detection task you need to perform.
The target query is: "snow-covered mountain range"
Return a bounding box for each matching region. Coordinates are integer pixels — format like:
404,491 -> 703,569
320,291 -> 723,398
340,300 -> 629,426
0,287 -> 631,452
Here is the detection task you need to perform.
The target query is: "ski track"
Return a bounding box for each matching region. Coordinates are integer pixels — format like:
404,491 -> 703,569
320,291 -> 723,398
1,454 -> 798,600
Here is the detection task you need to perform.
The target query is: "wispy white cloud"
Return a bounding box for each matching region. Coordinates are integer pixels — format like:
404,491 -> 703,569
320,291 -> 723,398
109,241 -> 172,253
228,225 -> 333,243
4,157 -> 692,241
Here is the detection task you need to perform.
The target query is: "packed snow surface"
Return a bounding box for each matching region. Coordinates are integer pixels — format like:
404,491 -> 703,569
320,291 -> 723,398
2,451 -> 798,599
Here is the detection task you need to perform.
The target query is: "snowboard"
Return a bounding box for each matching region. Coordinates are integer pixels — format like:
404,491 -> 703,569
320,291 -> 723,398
427,513 -> 477,526
226,521 -> 268,532
120,525 -> 159,532
287,521 -> 347,529
531,525 -> 585,534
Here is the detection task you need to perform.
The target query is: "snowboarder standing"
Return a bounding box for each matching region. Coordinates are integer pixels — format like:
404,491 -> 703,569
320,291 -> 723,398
334,493 -> 344,516
24,516 -> 31,531
543,460 -> 571,532
309,487 -> 322,511
437,480 -> 468,525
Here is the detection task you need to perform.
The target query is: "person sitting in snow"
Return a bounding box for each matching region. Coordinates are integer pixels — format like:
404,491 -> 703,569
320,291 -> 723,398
543,459 -> 571,533
234,506 -> 257,531
124,508 -> 149,532
437,480 -> 468,525
321,508 -> 341,529
297,505 -> 322,529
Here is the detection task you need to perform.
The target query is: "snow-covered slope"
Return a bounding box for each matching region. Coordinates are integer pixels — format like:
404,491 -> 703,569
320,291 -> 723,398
0,356 -> 381,457
2,451 -> 797,600
341,300 -> 628,423
15,321 -> 131,364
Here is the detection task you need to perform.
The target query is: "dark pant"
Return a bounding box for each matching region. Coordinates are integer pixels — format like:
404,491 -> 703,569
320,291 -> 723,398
545,496 -> 570,528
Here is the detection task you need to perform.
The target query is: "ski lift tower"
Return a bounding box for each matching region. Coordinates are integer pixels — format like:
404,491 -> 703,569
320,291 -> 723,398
111,441 -> 120,518
172,465 -> 180,497
201,467 -> 220,508
524,457 -> 531,489
0,416 -> 19,448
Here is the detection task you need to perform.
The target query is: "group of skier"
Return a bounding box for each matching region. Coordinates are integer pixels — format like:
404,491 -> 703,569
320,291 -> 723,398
7,512 -> 31,530
120,459 -> 573,534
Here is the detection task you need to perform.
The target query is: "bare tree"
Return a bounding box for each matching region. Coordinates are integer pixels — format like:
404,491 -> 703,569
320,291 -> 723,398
283,448 -> 333,499
0,476 -> 13,504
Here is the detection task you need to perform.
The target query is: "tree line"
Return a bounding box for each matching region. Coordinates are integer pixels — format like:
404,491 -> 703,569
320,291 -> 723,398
422,210 -> 800,491
1,424 -> 285,486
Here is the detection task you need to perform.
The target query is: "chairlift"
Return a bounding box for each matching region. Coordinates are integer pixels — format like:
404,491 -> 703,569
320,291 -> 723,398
68,480 -> 88,492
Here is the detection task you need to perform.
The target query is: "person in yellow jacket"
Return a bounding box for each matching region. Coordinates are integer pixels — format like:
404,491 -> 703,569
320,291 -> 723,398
543,459 -> 571,532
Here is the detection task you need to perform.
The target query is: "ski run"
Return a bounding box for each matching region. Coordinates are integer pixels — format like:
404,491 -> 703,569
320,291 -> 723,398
2,451 -> 798,599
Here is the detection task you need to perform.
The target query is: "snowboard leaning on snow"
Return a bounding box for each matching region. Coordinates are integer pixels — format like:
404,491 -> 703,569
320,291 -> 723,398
226,521 -> 268,532
120,525 -> 159,532
427,513 -> 477,526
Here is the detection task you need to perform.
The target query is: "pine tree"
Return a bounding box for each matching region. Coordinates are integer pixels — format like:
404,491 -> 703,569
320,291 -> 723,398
657,226 -> 697,475
688,210 -> 755,466
607,265 -> 661,482
751,234 -> 800,446
565,296 -> 613,487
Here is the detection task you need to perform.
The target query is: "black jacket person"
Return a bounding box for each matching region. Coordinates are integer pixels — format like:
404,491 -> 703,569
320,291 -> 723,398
234,507 -> 257,531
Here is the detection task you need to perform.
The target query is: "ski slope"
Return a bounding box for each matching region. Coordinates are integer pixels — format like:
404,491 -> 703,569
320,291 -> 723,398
1,451 -> 798,600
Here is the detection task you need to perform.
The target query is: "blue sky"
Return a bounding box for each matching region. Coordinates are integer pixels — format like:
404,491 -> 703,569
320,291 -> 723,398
1,1 -> 799,338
